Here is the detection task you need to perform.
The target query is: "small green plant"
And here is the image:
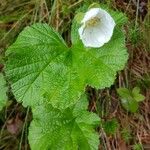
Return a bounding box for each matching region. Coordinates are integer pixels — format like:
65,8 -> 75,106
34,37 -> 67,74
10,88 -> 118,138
129,25 -> 141,45
133,143 -> 143,150
4,3 -> 128,150
121,128 -> 132,142
117,87 -> 145,113
103,118 -> 119,135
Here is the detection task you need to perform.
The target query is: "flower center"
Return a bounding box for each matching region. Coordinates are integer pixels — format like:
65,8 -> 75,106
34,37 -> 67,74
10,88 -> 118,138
81,17 -> 101,35
85,17 -> 100,27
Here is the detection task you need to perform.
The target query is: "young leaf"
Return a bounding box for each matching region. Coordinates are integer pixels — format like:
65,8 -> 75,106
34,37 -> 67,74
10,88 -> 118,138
117,87 -> 138,113
132,87 -> 140,94
28,96 -> 100,150
122,99 -> 138,113
117,88 -> 132,100
132,87 -> 145,102
0,73 -> 7,111
117,87 -> 144,113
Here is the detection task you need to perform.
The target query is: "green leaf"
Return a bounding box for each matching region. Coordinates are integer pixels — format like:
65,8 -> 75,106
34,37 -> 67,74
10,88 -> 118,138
132,87 -> 145,102
82,27 -> 128,89
133,94 -> 145,102
6,19 -> 128,109
6,23 -> 85,109
0,73 -> 7,111
117,87 -> 142,113
132,87 -> 140,94
122,99 -> 138,113
117,88 -> 132,100
28,96 -> 100,150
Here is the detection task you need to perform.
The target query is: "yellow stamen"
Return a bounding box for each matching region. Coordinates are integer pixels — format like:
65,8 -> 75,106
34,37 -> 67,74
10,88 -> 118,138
82,17 -> 100,35
85,17 -> 100,27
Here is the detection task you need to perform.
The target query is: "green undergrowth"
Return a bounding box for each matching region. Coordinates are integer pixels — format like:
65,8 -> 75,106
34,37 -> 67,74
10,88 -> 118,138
0,0 -> 149,150
3,2 -> 128,149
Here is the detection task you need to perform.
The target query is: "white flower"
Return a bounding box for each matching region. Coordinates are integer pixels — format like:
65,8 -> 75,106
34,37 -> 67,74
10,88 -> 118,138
78,8 -> 116,48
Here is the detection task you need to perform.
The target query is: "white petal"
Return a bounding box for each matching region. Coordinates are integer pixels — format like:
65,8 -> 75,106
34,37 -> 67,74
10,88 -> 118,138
81,8 -> 100,23
78,8 -> 116,48
79,26 -> 106,47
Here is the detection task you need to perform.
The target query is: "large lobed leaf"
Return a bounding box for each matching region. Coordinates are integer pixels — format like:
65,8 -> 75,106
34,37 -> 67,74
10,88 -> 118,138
5,4 -> 128,109
28,96 -> 100,150
5,23 -> 85,108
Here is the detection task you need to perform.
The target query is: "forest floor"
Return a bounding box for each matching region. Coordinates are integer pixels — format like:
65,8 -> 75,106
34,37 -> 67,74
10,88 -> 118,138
0,0 -> 150,150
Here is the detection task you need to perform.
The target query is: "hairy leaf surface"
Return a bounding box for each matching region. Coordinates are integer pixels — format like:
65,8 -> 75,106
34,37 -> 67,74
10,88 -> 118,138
28,96 -> 100,150
6,5 -> 128,109
6,23 -> 85,108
